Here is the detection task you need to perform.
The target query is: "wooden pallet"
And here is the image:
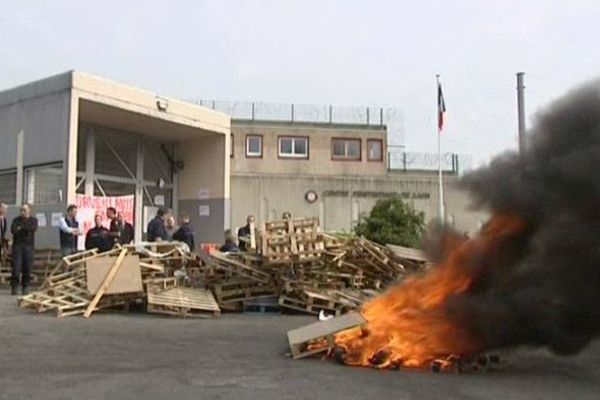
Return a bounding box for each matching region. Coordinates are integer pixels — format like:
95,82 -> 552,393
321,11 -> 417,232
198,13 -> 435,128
287,312 -> 366,359
212,280 -> 276,304
260,217 -> 326,265
147,286 -> 221,318
210,251 -> 271,283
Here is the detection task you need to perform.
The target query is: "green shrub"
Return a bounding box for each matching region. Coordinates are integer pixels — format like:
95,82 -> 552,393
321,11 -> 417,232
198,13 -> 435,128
354,196 -> 425,247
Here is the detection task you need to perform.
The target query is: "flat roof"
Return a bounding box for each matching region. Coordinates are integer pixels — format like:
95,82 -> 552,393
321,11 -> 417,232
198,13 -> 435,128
0,71 -> 231,137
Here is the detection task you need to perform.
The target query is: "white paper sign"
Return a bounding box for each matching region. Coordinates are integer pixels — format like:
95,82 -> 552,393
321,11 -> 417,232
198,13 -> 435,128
154,195 -> 165,206
51,212 -> 63,227
197,189 -> 210,200
198,205 -> 210,217
36,213 -> 47,227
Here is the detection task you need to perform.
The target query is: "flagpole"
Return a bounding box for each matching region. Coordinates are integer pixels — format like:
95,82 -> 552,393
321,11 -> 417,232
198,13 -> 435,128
436,74 -> 445,223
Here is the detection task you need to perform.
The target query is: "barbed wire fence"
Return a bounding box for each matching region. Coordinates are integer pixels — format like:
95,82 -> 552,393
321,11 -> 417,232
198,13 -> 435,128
192,100 -> 405,142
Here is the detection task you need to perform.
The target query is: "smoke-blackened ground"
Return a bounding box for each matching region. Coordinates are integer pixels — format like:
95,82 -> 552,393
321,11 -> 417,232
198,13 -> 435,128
455,81 -> 600,355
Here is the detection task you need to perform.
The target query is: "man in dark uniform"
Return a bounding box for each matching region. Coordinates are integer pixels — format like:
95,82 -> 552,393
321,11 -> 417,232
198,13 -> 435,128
237,215 -> 256,252
172,214 -> 195,250
11,204 -> 37,295
117,213 -> 134,244
59,204 -> 81,256
219,229 -> 239,253
147,208 -> 168,242
0,203 -> 8,267
85,214 -> 111,252
106,207 -> 120,247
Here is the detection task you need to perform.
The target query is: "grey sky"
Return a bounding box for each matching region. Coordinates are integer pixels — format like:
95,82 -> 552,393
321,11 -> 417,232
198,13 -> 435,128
2,0 -> 599,166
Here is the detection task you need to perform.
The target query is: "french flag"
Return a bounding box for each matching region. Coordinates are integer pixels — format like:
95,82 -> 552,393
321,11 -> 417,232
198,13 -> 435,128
438,82 -> 446,131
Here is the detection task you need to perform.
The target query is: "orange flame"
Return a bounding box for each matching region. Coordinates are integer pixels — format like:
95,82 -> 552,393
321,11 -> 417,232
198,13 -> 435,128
334,214 -> 525,369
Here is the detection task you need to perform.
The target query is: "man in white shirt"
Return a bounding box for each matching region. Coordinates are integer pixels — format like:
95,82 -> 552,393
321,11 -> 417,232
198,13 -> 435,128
59,204 -> 81,256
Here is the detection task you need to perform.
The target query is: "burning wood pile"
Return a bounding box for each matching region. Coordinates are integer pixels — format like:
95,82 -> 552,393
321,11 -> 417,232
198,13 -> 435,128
18,243 -> 220,318
190,217 -> 429,315
286,216 -> 518,372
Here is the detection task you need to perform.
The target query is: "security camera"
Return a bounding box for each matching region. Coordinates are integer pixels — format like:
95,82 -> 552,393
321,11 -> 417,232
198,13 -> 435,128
156,96 -> 169,111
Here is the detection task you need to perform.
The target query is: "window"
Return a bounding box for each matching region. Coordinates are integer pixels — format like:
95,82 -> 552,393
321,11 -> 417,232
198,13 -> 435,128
367,139 -> 383,161
0,169 -> 17,205
246,135 -> 262,158
230,134 -> 234,158
278,137 -> 308,159
25,164 -> 63,205
332,138 -> 361,161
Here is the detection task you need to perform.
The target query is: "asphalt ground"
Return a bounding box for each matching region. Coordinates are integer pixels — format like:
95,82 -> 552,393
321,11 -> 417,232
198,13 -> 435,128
0,290 -> 599,400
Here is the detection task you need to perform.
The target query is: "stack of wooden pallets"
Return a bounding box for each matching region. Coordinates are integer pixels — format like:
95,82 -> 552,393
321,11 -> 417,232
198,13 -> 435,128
196,217 -> 428,316
17,243 -> 221,319
13,217 -> 428,319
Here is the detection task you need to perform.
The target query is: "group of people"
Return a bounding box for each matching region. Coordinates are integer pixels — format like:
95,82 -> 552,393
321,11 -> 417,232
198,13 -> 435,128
0,201 -> 289,294
59,205 -> 135,255
0,202 -> 196,296
147,207 -> 195,250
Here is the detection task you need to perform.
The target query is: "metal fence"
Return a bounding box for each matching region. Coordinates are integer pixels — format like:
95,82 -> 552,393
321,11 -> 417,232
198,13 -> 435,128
388,148 -> 472,174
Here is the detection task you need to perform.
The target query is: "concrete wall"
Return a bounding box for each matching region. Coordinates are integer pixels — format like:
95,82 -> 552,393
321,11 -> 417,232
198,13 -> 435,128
231,121 -> 387,176
230,172 -> 487,235
0,75 -> 72,248
178,134 -> 230,243
0,90 -> 71,170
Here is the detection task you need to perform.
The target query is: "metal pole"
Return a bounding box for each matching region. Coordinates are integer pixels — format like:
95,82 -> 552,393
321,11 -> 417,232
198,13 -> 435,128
517,72 -> 526,154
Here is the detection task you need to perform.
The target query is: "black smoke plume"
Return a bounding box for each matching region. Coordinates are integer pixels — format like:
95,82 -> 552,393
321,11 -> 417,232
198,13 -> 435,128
448,81 -> 600,355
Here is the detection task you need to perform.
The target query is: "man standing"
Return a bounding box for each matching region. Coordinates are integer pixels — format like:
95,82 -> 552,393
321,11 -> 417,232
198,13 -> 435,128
237,215 -> 256,252
165,216 -> 176,240
0,203 -> 8,267
147,207 -> 168,242
117,213 -> 134,244
219,229 -> 239,253
11,204 -> 37,295
59,204 -> 81,256
106,207 -> 120,246
85,215 -> 111,252
172,214 -> 195,250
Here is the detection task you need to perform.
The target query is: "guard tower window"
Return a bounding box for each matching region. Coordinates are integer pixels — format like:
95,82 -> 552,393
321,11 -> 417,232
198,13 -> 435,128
332,138 -> 361,161
278,136 -> 308,159
246,135 -> 262,158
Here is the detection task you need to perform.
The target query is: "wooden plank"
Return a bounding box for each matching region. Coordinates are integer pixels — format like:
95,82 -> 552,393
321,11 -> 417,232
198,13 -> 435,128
83,248 -> 127,319
385,243 -> 428,262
